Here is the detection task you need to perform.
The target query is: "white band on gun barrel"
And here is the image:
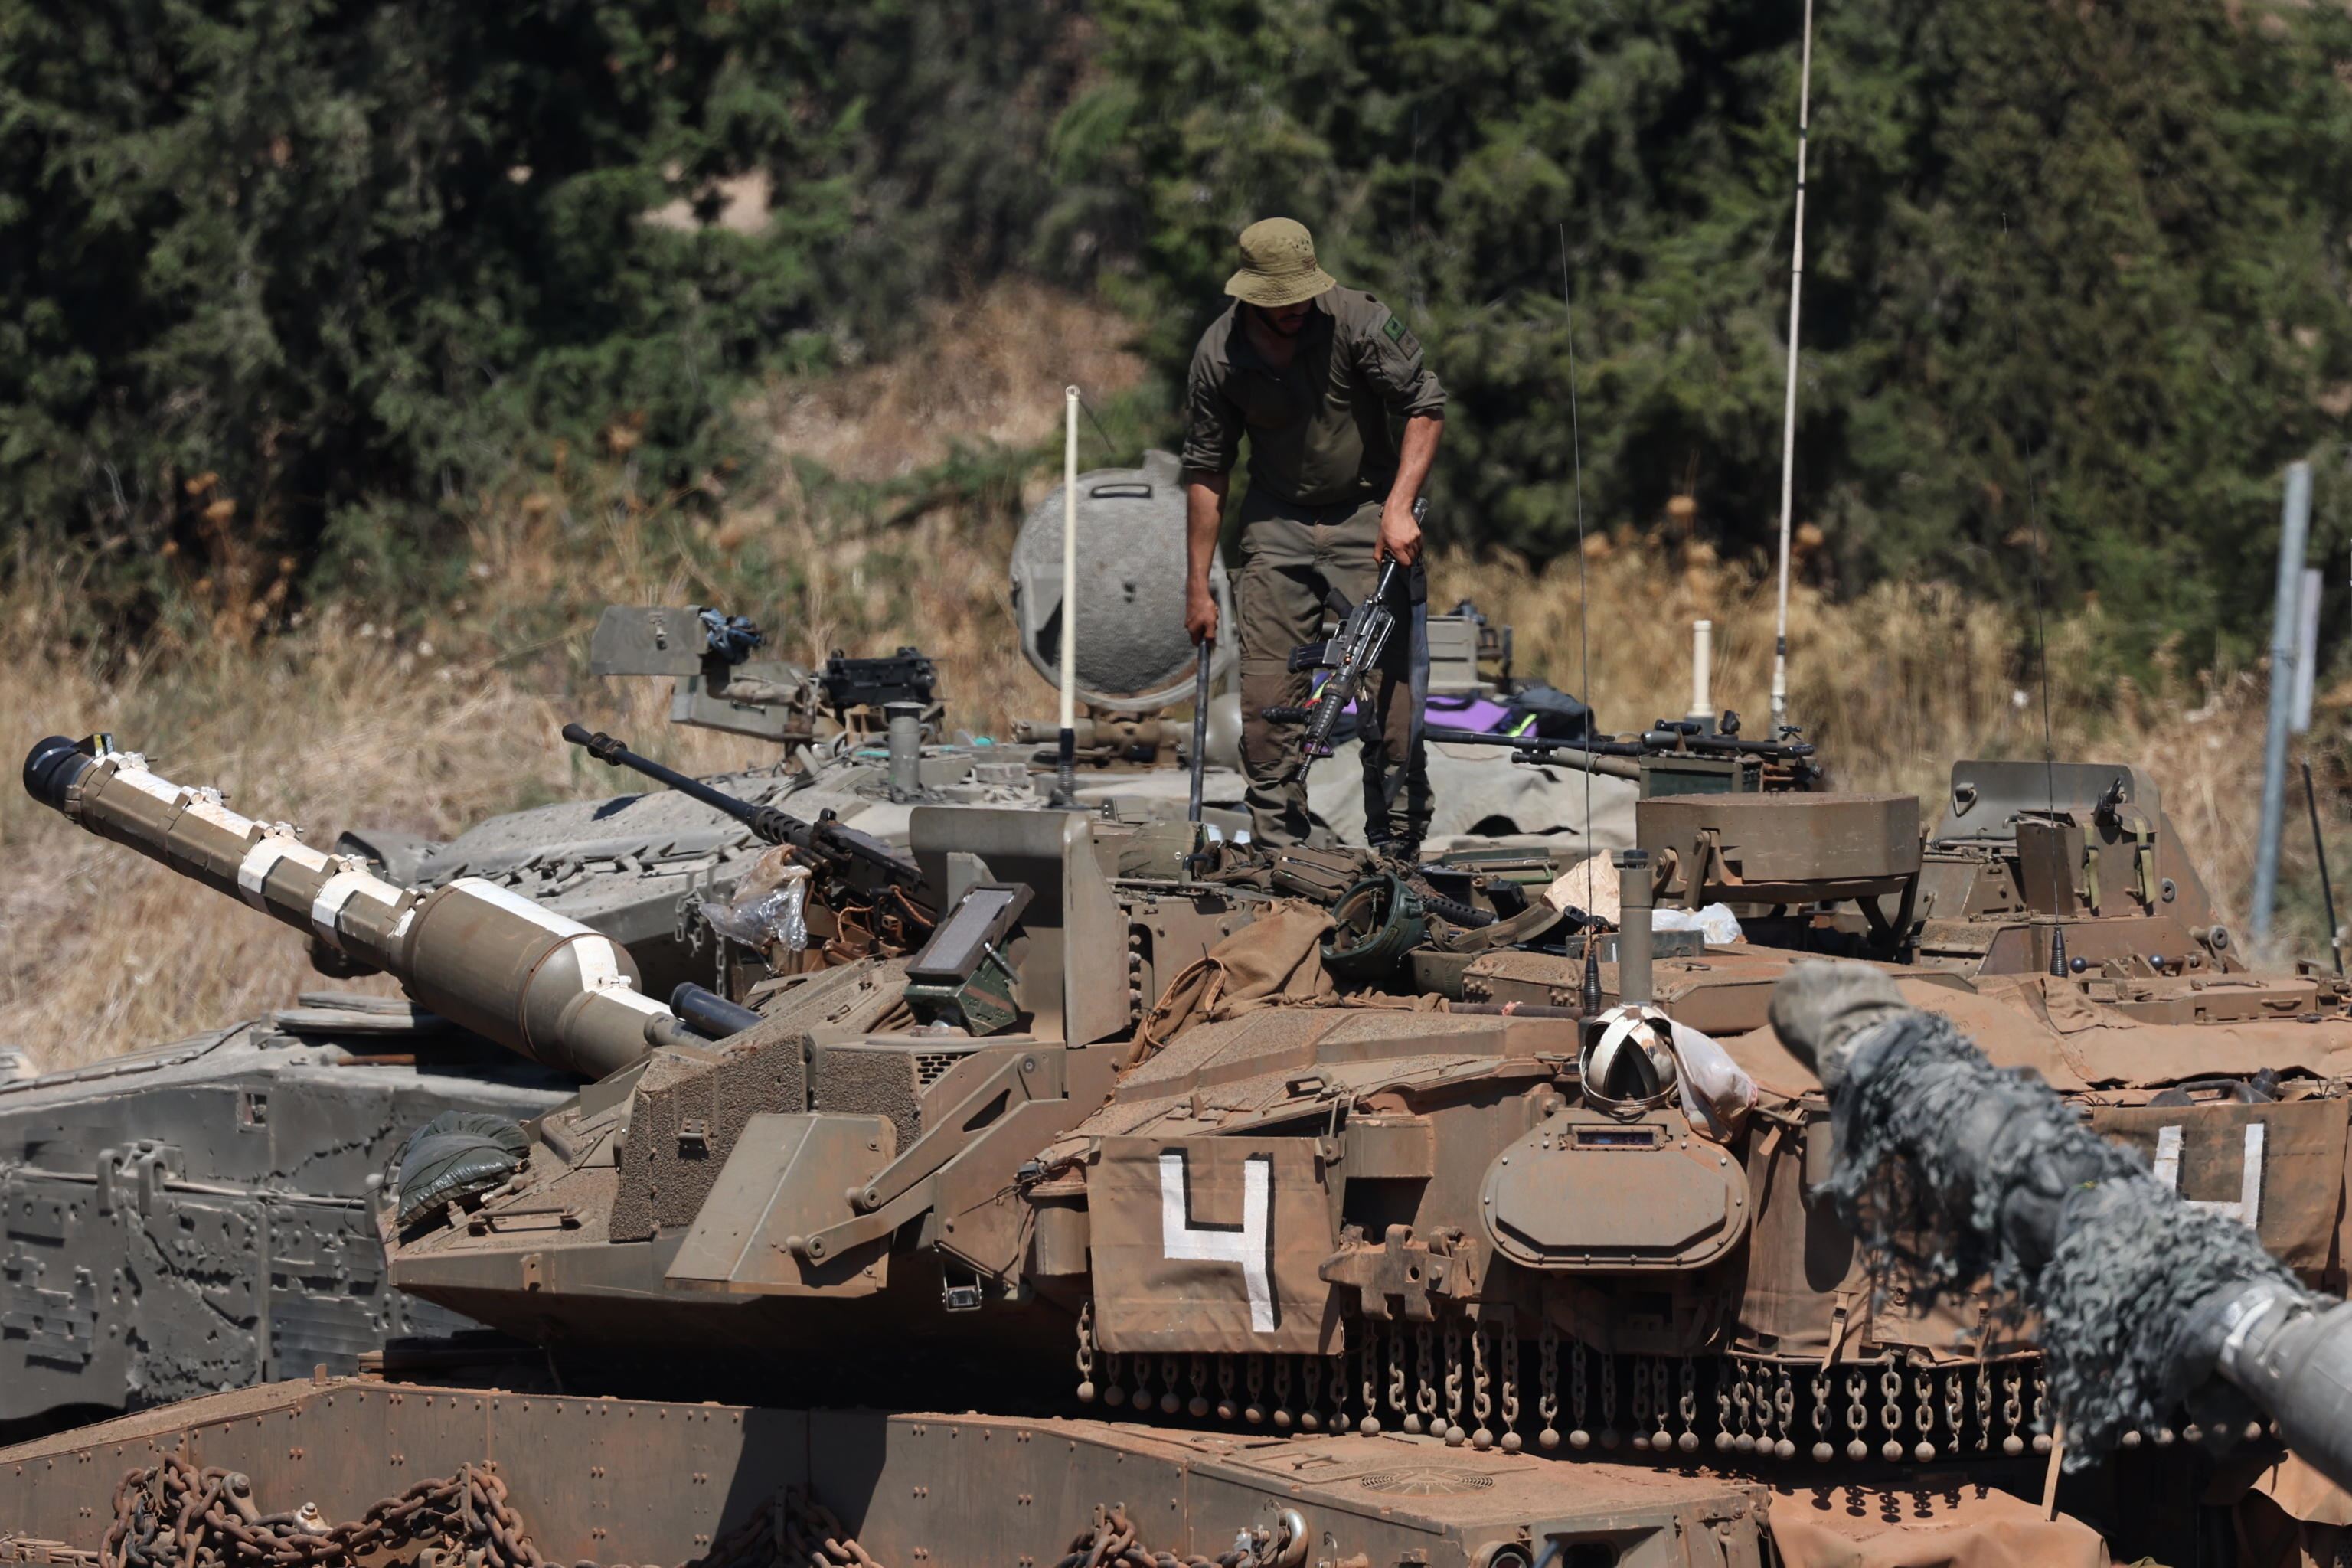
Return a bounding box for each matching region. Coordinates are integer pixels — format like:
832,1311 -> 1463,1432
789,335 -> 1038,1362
446,877 -> 596,936
309,864 -> 405,951
568,933 -> 667,1012
237,835 -> 332,912
178,795 -> 252,836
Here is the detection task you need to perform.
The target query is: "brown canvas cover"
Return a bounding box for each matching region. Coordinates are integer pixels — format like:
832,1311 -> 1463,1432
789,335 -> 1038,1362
1088,1134 -> 1344,1355
1736,1112 -> 2025,1361
2089,1099 -> 2348,1278
2210,1452 -> 2352,1568
1768,1482 -> 2106,1568
1127,903 -> 1338,1067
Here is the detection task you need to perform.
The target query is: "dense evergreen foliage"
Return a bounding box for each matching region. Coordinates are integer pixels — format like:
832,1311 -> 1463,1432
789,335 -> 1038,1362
0,0 -> 1083,625
5,0 -> 2350,661
1073,0 -> 2352,661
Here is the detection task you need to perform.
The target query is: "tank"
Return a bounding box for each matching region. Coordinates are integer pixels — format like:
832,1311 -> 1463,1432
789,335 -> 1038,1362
9,725 -> 2351,1566
0,1004 -> 572,1438
0,539 -> 1628,1441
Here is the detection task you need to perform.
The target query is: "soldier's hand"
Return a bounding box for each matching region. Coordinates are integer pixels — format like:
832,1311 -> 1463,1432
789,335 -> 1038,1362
1377,499 -> 1423,566
1184,583 -> 1220,645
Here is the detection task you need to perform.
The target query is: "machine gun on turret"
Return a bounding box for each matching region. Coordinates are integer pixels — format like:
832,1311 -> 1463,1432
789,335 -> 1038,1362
1426,709 -> 1821,793
560,723 -> 934,941
588,605 -> 944,745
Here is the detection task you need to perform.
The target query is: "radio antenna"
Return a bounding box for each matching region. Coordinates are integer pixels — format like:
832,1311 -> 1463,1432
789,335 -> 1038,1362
1560,225 -> 1596,917
1767,0 -> 1817,736
1998,215 -> 2060,818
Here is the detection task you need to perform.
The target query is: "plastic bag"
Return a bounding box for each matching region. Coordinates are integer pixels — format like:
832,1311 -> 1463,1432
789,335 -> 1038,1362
1665,1018 -> 1758,1144
394,1111 -> 528,1227
1652,902 -> 1744,945
701,850 -> 810,952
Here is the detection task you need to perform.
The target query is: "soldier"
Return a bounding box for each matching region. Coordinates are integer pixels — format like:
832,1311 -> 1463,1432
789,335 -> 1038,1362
1179,217 -> 1446,854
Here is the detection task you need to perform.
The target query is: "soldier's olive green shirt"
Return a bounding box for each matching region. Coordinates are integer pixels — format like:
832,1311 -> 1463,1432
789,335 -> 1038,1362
1181,289 -> 1446,511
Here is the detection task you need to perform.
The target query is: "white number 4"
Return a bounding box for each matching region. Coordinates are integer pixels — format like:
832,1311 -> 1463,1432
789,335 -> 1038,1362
1159,1152 -> 1276,1332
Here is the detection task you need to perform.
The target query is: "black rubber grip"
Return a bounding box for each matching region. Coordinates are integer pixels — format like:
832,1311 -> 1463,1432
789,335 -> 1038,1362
668,982 -> 764,1040
22,735 -> 90,810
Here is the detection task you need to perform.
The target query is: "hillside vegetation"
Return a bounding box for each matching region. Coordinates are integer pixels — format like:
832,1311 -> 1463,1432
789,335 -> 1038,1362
5,0 -> 2350,665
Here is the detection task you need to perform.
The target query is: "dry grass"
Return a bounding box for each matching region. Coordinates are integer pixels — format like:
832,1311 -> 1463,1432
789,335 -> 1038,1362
2,282 -> 2340,1070
757,280 -> 1146,483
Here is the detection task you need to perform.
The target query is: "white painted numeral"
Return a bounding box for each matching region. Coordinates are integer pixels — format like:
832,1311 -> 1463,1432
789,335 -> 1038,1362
2152,1122 -> 2265,1227
1158,1152 -> 1276,1332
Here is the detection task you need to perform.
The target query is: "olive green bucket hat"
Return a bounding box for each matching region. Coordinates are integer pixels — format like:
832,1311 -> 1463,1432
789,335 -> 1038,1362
1224,217 -> 1338,309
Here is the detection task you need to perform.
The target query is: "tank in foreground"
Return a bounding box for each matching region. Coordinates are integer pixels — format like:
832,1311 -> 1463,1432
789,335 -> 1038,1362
6,724 -> 2349,1565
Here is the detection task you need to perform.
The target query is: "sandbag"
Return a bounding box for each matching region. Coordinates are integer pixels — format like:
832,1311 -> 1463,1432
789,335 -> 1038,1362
396,1110 -> 529,1227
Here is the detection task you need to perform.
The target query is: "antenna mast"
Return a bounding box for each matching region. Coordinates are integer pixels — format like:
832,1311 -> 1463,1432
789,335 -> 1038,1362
1768,0 -> 1816,734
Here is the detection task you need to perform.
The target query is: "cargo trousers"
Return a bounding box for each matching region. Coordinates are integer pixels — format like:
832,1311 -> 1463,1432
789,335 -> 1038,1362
1233,491 -> 1430,851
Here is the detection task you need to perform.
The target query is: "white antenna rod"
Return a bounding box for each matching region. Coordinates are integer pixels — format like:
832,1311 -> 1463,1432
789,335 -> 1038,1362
1768,0 -> 1816,736
1687,619 -> 1714,724
1060,386 -> 1080,732
1052,385 -> 1081,805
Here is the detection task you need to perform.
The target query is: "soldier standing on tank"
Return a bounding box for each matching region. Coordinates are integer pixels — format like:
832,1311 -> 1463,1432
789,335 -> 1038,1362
1180,217 -> 1447,855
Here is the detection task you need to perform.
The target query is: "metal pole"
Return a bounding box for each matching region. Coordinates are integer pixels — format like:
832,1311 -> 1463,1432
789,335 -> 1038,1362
2305,760 -> 2342,975
2252,461 -> 2313,945
884,701 -> 923,802
1187,642 -> 1212,825
1051,386 -> 1081,807
1767,0 -> 1815,737
1615,849 -> 1654,1008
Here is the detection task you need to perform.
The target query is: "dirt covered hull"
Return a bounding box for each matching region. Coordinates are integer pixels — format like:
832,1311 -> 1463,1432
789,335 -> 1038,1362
5,1374 -> 2126,1568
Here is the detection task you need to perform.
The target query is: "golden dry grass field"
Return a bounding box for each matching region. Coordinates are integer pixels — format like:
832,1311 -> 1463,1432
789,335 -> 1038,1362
0,286 -> 2333,1070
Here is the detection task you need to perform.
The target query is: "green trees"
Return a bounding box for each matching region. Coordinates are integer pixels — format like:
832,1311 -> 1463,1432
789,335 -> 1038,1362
6,0 -> 2349,665
1076,0 -> 2352,664
0,0 -> 1083,627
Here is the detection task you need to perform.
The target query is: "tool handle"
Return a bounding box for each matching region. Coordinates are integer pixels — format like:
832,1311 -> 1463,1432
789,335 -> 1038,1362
1187,643 -> 1213,823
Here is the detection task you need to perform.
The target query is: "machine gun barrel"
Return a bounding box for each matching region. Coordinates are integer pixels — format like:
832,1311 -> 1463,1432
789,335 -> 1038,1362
1420,726 -> 1643,780
21,734 -> 676,1080
560,723 -> 927,900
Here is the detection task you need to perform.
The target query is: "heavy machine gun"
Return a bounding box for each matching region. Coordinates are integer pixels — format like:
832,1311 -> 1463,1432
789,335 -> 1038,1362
1427,710 -> 1821,792
560,723 -> 932,924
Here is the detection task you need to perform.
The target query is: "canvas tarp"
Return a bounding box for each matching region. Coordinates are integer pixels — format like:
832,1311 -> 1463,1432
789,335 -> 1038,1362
1087,1134 -> 1344,1356
1767,1483 -> 2105,1568
1127,903 -> 1338,1068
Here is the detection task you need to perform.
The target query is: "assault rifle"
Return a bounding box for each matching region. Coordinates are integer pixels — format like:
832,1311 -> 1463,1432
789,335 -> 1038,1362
561,724 -> 932,913
1262,500 -> 1425,773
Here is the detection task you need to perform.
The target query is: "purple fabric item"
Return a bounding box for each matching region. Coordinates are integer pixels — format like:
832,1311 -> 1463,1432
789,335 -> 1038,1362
1423,694 -> 1511,732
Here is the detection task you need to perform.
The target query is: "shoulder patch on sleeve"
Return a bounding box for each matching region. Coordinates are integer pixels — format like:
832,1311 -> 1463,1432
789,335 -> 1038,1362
1383,313 -> 1406,343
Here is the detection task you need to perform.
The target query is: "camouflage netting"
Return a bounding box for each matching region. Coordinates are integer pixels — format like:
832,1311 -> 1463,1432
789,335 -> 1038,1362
1821,1008 -> 2314,1463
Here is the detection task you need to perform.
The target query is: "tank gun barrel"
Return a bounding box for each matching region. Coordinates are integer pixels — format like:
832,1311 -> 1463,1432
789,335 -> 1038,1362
1772,962 -> 2352,1491
560,722 -> 927,901
22,734 -> 675,1080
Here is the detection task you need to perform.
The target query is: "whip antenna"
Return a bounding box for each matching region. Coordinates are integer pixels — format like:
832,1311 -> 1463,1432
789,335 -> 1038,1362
1051,385 -> 1081,807
1560,226 -> 1596,917
1997,217 -> 2059,818
1767,0 -> 1816,735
